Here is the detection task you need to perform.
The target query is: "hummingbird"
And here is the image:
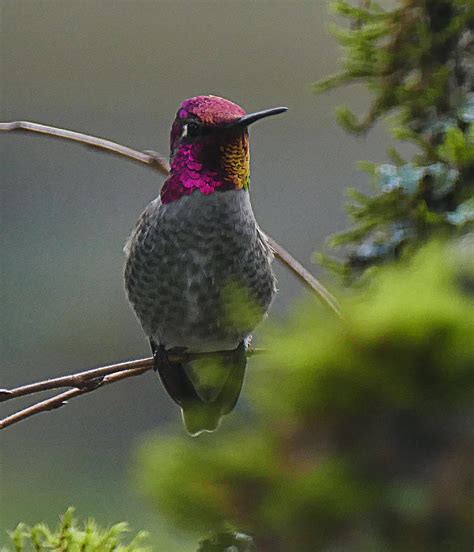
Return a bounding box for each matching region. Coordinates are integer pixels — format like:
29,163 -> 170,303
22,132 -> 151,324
124,95 -> 287,435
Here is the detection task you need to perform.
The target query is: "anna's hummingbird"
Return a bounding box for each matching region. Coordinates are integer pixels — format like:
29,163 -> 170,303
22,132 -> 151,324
124,95 -> 287,435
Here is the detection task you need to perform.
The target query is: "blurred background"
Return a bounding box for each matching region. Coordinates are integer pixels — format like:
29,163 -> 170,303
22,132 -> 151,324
1,1 -> 395,549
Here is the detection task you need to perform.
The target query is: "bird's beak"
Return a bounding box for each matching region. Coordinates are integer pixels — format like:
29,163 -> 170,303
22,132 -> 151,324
227,107 -> 288,129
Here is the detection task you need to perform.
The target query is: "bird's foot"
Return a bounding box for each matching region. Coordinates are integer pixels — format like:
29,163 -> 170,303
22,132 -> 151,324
150,343 -> 196,407
152,345 -> 171,373
152,344 -> 187,372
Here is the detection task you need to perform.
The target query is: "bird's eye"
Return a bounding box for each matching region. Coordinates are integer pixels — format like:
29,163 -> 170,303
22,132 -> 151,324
186,122 -> 201,137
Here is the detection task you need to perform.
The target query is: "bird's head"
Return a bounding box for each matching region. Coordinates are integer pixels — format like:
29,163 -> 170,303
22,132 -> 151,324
161,95 -> 287,203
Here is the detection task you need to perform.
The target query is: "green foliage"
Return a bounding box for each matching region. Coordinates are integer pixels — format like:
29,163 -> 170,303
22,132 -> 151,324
438,124 -> 474,167
135,241 -> 474,551
3,508 -> 149,552
314,0 -> 474,277
317,0 -> 473,133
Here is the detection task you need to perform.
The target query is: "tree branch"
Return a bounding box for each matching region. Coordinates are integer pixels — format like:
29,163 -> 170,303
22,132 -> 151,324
0,365 -> 150,430
0,357 -> 154,402
0,121 -> 170,176
266,237 -> 342,318
0,349 -> 265,430
0,120 -> 341,317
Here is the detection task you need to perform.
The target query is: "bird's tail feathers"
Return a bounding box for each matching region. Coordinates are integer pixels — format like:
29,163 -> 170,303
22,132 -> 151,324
152,341 -> 247,436
181,402 -> 222,436
183,346 -> 247,435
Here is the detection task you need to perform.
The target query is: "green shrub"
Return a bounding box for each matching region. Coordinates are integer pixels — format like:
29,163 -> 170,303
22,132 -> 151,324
4,508 -> 149,552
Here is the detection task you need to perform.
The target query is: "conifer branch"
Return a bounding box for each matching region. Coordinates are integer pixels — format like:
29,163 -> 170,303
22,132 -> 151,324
0,349 -> 265,430
0,120 -> 341,317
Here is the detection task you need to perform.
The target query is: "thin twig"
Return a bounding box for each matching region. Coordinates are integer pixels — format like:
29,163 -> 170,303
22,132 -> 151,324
0,121 -> 170,176
0,120 -> 341,317
266,237 -> 342,318
0,349 -> 265,430
0,365 -> 149,430
0,357 -> 154,402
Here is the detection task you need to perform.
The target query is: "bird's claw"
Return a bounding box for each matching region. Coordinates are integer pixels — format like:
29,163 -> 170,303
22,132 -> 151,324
152,345 -> 170,372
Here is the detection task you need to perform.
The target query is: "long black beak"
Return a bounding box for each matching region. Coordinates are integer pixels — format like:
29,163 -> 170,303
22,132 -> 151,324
227,106 -> 288,128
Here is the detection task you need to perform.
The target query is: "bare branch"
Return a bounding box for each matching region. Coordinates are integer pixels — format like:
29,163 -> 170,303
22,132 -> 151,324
0,365 -> 150,430
0,349 -> 265,430
0,120 -> 341,317
0,121 -> 170,176
0,357 -> 154,402
266,237 -> 342,318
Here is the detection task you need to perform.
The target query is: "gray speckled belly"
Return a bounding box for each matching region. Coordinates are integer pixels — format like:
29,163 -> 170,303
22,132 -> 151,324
124,189 -> 275,352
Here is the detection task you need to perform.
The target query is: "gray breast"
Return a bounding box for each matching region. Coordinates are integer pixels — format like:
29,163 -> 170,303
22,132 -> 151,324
124,189 -> 275,352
